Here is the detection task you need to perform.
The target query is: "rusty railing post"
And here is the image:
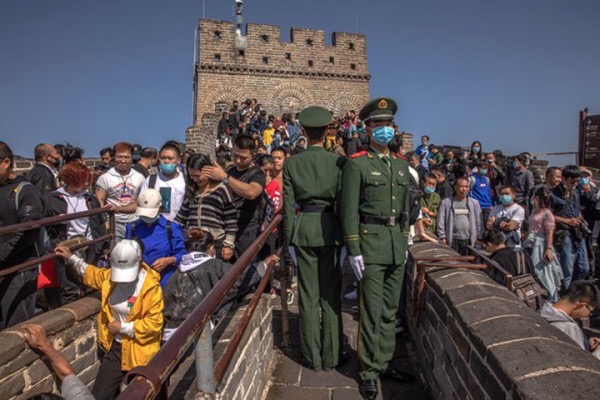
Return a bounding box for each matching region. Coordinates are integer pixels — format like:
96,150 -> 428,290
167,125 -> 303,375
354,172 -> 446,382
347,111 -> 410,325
195,324 -> 216,399
108,210 -> 116,250
279,243 -> 290,349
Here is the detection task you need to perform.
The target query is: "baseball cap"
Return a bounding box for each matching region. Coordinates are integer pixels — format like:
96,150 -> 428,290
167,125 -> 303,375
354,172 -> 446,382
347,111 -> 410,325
135,189 -> 162,219
109,239 -> 142,283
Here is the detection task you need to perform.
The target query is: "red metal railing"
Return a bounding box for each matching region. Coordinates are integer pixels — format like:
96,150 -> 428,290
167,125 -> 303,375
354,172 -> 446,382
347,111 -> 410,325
0,206 -> 115,277
118,214 -> 283,400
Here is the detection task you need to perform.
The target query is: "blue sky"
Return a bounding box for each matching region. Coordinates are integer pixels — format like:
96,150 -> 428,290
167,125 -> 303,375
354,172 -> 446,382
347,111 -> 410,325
2,0 -> 599,167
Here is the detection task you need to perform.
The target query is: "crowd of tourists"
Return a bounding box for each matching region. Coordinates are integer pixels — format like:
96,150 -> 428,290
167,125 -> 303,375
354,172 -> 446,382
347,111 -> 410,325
1,95 -> 599,399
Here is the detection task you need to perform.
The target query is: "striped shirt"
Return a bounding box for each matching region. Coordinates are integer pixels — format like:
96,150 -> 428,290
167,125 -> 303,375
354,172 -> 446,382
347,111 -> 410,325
175,183 -> 238,248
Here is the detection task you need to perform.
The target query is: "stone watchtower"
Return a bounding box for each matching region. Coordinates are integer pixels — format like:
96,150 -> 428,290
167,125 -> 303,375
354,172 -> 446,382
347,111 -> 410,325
186,19 -> 370,154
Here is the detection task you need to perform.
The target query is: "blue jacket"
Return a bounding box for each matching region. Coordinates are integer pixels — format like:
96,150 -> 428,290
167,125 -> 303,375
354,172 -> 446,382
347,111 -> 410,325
249,116 -> 268,134
125,216 -> 187,288
469,174 -> 493,209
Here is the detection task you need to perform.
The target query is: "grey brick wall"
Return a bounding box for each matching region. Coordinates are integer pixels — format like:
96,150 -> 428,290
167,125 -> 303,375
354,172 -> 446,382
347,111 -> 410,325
0,297 -> 101,399
215,294 -> 274,400
406,242 -> 600,400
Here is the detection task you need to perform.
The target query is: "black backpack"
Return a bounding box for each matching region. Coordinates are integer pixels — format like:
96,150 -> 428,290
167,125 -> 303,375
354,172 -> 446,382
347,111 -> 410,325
408,173 -> 423,226
510,248 -> 547,310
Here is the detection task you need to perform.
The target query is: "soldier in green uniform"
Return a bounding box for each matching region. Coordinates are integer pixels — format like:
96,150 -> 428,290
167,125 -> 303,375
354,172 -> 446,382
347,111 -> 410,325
340,98 -> 413,399
283,106 -> 345,371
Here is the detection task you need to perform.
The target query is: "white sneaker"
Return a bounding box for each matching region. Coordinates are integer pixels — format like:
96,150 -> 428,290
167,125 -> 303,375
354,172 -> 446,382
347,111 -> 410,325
344,289 -> 358,300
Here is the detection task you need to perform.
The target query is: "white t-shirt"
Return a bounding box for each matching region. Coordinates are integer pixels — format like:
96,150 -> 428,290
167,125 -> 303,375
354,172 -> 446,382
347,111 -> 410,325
96,167 -> 146,223
57,187 -> 93,240
108,269 -> 146,342
141,170 -> 187,221
489,202 -> 525,243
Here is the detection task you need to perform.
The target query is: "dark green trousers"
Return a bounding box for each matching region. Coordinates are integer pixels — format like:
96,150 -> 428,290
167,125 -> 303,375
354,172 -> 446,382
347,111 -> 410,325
358,262 -> 405,380
295,245 -> 342,369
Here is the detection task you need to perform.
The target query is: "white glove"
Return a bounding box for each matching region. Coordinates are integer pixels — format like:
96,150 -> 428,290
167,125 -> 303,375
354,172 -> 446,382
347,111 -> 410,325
349,255 -> 365,281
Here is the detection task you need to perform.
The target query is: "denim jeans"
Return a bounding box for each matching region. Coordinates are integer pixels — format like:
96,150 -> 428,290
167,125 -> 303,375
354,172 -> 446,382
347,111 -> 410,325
558,234 -> 589,291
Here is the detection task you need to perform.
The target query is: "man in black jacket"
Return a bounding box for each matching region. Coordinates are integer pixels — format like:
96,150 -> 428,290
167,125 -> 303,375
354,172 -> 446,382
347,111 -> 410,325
482,230 -> 534,279
162,230 -> 277,341
26,143 -> 62,195
0,142 -> 46,329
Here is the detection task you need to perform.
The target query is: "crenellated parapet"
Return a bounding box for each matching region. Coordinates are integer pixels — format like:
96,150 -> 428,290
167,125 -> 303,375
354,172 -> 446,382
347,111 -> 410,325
190,19 -> 371,155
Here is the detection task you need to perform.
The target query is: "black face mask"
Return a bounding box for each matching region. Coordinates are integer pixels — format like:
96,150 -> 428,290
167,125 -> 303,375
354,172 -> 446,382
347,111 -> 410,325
48,155 -> 62,169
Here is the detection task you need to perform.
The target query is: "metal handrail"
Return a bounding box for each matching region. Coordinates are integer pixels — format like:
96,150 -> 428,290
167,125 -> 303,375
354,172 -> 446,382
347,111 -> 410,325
0,206 -> 115,277
467,245 -> 514,290
118,214 -> 283,400
411,255 -> 488,325
213,246 -> 283,384
0,234 -> 112,278
0,206 -> 111,235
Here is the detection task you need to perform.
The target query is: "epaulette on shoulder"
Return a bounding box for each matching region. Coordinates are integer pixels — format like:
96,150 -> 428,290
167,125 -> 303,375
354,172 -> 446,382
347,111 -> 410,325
349,150 -> 368,159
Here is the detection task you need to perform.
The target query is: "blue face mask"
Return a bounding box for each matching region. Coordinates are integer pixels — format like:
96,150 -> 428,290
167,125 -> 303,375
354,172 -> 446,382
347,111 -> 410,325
424,186 -> 436,194
512,161 -> 519,169
581,177 -> 590,185
472,146 -> 480,153
160,163 -> 177,175
487,158 -> 493,163
479,169 -> 488,176
500,194 -> 512,205
371,126 -> 395,145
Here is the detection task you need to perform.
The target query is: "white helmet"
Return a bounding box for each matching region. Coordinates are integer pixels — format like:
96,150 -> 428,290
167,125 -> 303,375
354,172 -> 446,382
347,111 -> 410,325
109,240 -> 142,283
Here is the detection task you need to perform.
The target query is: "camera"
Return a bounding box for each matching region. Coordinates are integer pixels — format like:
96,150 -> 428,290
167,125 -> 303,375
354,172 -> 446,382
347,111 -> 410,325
580,223 -> 592,237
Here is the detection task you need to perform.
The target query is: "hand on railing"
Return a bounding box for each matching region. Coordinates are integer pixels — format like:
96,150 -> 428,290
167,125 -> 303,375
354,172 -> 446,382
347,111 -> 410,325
54,246 -> 72,260
256,254 -> 279,277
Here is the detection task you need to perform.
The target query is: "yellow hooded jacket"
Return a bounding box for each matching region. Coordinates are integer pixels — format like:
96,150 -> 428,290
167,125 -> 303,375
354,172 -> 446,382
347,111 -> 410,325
83,262 -> 164,371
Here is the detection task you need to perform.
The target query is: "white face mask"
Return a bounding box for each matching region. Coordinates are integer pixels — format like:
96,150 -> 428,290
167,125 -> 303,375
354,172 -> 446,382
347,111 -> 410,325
140,215 -> 159,225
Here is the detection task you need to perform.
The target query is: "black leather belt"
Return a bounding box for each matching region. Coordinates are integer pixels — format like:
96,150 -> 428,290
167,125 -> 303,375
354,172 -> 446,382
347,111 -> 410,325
300,204 -> 334,213
360,214 -> 400,227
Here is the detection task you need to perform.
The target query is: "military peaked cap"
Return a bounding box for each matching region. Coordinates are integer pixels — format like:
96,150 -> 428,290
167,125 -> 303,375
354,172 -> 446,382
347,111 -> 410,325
298,106 -> 333,128
359,97 -> 398,122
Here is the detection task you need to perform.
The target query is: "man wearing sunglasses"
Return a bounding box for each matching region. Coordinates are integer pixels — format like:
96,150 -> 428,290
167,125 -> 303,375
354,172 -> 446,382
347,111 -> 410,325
540,280 -> 600,359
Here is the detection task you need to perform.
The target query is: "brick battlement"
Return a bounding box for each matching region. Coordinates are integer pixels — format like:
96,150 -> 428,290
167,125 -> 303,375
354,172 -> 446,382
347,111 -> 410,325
198,19 -> 368,77
190,19 -> 371,155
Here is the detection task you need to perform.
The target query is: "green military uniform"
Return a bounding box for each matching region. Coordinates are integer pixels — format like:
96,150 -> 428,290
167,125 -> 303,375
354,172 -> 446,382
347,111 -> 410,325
283,106 -> 345,369
340,98 -> 411,381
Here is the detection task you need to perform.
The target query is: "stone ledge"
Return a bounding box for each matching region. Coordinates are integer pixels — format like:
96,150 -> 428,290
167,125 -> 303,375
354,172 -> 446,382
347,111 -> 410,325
407,243 -> 600,399
0,296 -> 101,399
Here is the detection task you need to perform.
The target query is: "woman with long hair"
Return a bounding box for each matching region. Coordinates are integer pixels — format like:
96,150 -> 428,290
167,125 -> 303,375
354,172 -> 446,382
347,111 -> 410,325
523,186 -> 563,301
174,153 -> 238,260
469,140 -> 484,162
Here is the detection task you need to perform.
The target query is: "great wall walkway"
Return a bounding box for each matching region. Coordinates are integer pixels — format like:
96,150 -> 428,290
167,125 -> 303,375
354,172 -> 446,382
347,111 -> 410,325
264,270 -> 431,400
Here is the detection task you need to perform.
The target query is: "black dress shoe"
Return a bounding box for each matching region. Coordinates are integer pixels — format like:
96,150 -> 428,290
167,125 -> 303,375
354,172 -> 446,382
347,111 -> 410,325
381,367 -> 416,383
359,379 -> 378,400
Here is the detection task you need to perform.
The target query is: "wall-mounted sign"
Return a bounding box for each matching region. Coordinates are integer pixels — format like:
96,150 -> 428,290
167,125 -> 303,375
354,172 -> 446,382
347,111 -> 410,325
579,109 -> 600,169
